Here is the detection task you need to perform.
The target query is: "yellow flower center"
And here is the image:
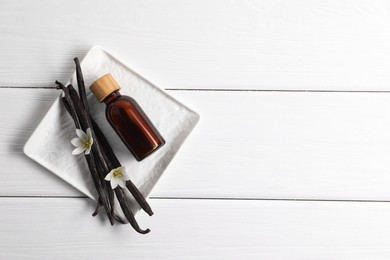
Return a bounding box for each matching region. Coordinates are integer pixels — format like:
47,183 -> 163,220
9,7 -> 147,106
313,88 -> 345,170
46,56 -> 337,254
83,139 -> 92,149
113,170 -> 122,178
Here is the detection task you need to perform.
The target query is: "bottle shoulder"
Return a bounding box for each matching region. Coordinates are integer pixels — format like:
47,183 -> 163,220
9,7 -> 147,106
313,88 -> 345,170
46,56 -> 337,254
105,95 -> 136,112
109,94 -> 135,104
117,95 -> 135,102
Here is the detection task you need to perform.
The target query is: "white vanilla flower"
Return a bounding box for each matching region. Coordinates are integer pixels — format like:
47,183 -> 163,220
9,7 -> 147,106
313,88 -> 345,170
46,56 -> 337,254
71,128 -> 94,155
104,166 -> 130,189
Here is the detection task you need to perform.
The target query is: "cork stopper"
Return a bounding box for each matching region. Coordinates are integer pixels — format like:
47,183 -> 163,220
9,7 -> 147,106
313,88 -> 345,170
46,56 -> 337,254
90,74 -> 121,102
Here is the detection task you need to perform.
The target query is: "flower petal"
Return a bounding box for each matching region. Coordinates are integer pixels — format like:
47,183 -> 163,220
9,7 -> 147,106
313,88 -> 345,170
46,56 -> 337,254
108,168 -> 115,175
118,166 -> 127,173
118,179 -> 126,188
86,128 -> 93,139
104,172 -> 112,181
110,178 -> 119,189
76,129 -> 88,140
85,146 -> 92,155
71,138 -> 83,147
72,147 -> 86,155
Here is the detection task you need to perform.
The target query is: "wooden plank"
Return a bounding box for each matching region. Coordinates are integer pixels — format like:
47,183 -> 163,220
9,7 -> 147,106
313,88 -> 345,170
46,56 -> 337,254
3,88 -> 390,200
1,0 -> 390,90
0,89 -> 83,196
1,197 -> 390,259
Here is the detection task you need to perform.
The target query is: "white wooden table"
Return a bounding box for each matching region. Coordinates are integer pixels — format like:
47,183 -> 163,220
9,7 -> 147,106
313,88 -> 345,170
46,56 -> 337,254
2,0 -> 390,259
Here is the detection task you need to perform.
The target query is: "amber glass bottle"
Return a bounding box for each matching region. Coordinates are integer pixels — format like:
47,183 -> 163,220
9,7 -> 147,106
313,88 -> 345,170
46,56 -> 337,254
90,74 -> 165,161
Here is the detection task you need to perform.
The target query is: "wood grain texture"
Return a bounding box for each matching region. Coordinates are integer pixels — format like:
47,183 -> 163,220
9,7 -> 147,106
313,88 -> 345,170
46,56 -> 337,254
1,197 -> 390,260
4,88 -> 390,201
1,0 -> 390,90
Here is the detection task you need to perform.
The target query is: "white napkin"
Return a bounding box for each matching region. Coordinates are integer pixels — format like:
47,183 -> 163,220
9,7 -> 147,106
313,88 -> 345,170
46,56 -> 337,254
24,46 -> 199,215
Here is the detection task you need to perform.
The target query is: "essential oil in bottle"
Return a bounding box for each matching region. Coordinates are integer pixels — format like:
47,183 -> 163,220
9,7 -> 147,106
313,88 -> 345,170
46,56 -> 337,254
90,74 -> 165,161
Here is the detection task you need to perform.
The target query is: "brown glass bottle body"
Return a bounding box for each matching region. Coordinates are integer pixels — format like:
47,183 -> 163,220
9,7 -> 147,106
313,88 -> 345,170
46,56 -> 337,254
103,91 -> 165,161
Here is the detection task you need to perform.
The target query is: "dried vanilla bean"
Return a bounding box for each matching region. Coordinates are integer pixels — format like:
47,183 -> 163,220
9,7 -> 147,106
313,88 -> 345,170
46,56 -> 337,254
68,85 -> 109,169
115,188 -> 150,234
92,198 -> 126,224
67,84 -> 126,225
72,61 -> 119,219
126,181 -> 153,216
57,83 -> 114,225
74,58 -> 88,110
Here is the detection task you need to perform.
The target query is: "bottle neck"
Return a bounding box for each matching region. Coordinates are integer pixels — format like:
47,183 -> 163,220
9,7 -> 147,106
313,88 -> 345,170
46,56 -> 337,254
103,91 -> 121,105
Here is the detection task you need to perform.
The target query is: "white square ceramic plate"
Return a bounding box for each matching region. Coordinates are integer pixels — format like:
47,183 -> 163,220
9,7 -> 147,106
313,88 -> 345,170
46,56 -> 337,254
24,46 -> 199,211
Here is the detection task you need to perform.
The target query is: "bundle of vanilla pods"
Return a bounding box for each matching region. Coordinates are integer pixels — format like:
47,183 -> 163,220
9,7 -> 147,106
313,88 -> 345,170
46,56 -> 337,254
56,58 -> 153,234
